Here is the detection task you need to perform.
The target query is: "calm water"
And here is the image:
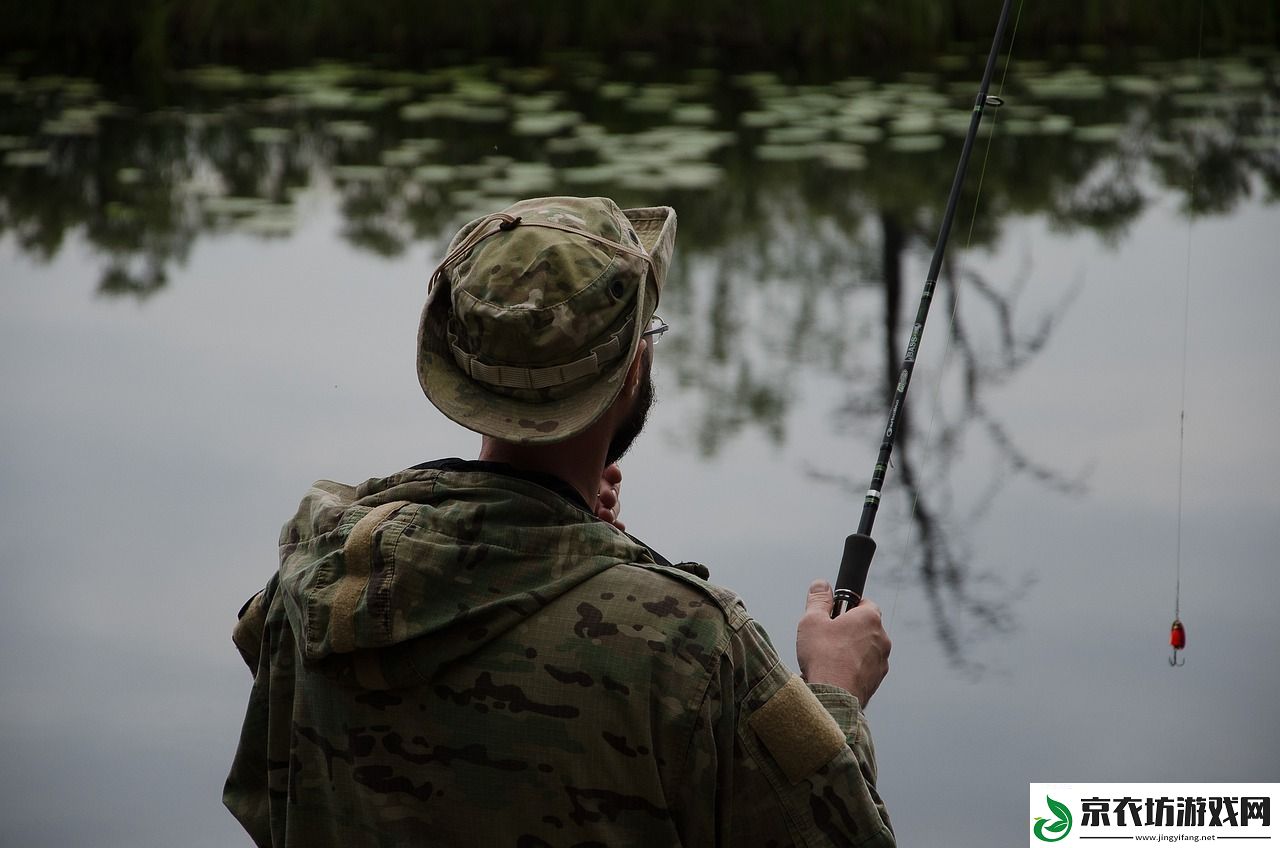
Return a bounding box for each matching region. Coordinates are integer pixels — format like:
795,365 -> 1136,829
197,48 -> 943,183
2,50 -> 1279,846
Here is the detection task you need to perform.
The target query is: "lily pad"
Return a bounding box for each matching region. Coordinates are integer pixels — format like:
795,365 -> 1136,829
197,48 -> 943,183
512,93 -> 563,113
443,103 -> 508,123
1172,117 -> 1230,134
42,116 -> 98,136
561,165 -> 621,185
546,136 -> 595,154
938,111 -> 993,137
484,162 -> 557,195
654,128 -> 734,159
1023,70 -> 1107,100
1167,73 -> 1203,91
332,165 -> 387,182
381,148 -> 422,167
834,124 -> 884,144
765,125 -> 827,145
1000,118 -> 1043,136
4,149 -> 51,168
1111,76 -> 1163,96
299,88 -> 362,110
839,100 -> 890,122
673,104 -> 717,125
186,66 -> 258,90
1147,139 -> 1184,157
249,126 -> 291,144
887,134 -> 945,153
1170,92 -> 1222,110
238,212 -> 296,237
399,102 -> 436,121
598,82 -> 634,100
627,97 -> 676,115
890,111 -> 936,135
1040,115 -> 1074,134
1240,136 -> 1277,152
325,120 -> 374,142
818,143 -> 867,170
411,165 -> 456,184
741,110 -> 784,129
1217,63 -> 1266,89
756,143 -> 817,161
454,79 -> 507,103
733,72 -> 782,89
512,111 -> 582,136
656,162 -> 723,190
1075,124 -> 1126,143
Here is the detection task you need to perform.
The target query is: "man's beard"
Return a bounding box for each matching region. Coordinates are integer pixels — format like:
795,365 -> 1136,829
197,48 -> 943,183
605,347 -> 654,466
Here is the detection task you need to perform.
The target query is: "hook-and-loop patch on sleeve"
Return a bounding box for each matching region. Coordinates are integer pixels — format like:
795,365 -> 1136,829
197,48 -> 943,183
748,674 -> 848,784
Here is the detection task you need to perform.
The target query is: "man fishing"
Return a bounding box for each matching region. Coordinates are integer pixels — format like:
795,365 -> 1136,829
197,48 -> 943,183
224,195 -> 895,846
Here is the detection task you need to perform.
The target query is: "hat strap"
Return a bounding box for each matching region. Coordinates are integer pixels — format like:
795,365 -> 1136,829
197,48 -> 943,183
449,316 -> 636,390
428,212 -> 654,295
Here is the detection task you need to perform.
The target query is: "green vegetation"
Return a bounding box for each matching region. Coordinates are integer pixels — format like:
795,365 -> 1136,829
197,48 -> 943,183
3,0 -> 1277,79
1,53 -> 1275,300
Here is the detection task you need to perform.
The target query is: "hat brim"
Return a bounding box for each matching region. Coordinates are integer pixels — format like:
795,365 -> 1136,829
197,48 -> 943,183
417,203 -> 676,445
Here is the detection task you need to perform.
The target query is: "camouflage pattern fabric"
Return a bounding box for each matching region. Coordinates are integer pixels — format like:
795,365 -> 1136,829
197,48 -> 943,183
417,197 -> 676,445
224,464 -> 895,847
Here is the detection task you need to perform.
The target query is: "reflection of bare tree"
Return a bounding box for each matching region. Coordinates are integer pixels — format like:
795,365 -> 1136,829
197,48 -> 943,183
1144,88 -> 1280,215
807,217 -> 1085,671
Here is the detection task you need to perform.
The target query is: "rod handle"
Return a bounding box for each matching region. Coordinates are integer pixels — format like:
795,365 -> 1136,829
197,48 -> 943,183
831,533 -> 877,617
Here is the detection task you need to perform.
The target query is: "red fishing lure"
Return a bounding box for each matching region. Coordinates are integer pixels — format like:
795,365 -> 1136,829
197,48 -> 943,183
1169,618 -> 1186,665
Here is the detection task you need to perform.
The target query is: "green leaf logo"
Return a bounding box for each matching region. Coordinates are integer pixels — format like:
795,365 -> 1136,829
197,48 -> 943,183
1033,795 -> 1073,842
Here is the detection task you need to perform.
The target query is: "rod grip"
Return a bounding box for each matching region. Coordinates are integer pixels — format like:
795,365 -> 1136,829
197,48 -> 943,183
832,533 -> 877,617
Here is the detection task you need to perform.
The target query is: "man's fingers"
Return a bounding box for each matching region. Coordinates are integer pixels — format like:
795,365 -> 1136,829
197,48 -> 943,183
595,465 -> 625,531
805,579 -> 834,616
853,598 -> 882,621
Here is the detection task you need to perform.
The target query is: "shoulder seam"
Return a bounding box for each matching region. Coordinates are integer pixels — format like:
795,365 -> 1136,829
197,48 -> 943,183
622,562 -> 750,630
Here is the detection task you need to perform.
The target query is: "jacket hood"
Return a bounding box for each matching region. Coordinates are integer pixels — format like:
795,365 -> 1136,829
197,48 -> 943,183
275,464 -> 655,689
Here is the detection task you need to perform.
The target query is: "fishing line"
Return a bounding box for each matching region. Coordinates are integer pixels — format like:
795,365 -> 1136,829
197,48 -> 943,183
1169,0 -> 1204,667
886,0 -> 1025,629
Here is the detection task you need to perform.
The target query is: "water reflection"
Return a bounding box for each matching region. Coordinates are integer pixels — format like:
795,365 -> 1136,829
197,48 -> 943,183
2,55 -> 1275,297
809,243 -> 1086,672
1,53 -> 1276,666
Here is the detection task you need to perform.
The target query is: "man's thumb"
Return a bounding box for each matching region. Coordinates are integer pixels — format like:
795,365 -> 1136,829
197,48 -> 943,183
805,579 -> 833,616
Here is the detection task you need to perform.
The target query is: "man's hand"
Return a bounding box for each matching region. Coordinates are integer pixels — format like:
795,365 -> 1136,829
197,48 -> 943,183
796,580 -> 891,707
594,463 -> 625,531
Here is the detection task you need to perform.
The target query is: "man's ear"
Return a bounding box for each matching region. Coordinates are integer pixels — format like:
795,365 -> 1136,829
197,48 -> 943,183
622,341 -> 647,399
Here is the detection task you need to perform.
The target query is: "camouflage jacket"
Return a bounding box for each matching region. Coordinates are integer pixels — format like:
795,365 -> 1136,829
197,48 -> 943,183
224,462 -> 895,847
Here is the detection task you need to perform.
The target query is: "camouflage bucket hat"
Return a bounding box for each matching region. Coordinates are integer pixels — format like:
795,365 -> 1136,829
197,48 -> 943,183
418,196 -> 677,444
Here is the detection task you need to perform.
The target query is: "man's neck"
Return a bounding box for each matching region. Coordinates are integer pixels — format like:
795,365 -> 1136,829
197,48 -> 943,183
478,433 -> 607,509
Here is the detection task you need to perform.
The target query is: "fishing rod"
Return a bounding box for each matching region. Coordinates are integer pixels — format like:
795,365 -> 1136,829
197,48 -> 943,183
832,0 -> 1016,617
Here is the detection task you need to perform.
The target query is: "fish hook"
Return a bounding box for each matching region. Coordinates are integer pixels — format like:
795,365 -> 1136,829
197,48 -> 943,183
1168,649 -> 1185,667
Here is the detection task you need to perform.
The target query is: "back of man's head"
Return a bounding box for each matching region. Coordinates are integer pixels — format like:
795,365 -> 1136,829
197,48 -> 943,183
417,196 -> 676,444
